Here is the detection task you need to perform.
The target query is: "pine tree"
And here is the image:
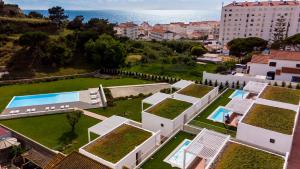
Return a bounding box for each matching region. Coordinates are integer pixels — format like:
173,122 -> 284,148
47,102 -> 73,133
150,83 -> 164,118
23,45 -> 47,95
273,15 -> 287,45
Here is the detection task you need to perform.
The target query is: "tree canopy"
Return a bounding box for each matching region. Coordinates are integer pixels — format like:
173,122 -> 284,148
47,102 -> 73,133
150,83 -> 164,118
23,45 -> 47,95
227,37 -> 267,57
27,11 -> 43,18
48,6 -> 68,27
67,15 -> 84,30
191,45 -> 207,57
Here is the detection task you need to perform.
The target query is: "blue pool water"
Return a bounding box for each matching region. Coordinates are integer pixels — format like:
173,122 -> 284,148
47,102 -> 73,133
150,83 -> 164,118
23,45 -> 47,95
229,90 -> 249,99
7,92 -> 79,108
166,139 -> 194,168
209,107 -> 233,123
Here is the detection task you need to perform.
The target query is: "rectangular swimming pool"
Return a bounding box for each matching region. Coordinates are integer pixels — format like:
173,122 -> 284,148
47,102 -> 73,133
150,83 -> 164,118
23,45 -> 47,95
229,90 -> 249,99
6,92 -> 80,109
208,106 -> 233,123
164,139 -> 195,168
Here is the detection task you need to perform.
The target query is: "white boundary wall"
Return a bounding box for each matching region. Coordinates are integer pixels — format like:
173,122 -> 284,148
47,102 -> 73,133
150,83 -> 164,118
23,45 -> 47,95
79,123 -> 160,169
203,72 -> 299,87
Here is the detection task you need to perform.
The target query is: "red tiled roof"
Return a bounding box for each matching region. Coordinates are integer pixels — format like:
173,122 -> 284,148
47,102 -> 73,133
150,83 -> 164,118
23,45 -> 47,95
282,67 -> 300,74
225,1 -> 300,7
250,50 -> 300,64
250,54 -> 269,64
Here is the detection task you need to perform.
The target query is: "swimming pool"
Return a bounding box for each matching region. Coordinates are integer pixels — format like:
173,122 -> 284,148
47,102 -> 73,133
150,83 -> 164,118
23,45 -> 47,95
208,106 -> 233,123
164,139 -> 195,168
6,92 -> 80,108
229,90 -> 249,99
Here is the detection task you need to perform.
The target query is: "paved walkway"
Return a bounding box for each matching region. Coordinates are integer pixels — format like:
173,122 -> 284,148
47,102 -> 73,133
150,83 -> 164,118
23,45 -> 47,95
75,108 -> 107,121
288,112 -> 300,169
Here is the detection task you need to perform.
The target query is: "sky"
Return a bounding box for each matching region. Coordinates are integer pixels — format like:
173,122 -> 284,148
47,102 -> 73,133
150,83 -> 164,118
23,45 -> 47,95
4,0 -> 234,10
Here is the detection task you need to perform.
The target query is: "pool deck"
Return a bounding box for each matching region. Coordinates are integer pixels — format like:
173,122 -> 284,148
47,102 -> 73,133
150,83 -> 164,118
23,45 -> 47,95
1,89 -> 104,118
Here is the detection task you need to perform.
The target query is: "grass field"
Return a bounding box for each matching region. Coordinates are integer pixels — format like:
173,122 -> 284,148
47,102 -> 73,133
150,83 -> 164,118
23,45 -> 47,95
243,104 -> 296,135
123,63 -> 217,81
89,97 -> 144,122
141,131 -> 195,169
178,84 -> 213,98
0,16 -> 49,23
189,89 -> 236,136
214,143 -> 284,169
147,98 -> 192,119
84,124 -> 151,163
0,77 -> 152,112
0,113 -> 100,154
260,86 -> 300,105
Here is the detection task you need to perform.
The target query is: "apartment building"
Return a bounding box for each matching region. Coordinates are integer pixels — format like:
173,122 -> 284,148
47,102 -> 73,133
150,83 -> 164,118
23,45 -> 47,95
247,50 -> 300,82
148,29 -> 176,41
220,0 -> 300,45
114,22 -> 138,39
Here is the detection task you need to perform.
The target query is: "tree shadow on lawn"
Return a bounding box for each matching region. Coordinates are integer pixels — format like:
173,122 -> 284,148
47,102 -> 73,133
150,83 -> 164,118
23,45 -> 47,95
56,131 -> 78,152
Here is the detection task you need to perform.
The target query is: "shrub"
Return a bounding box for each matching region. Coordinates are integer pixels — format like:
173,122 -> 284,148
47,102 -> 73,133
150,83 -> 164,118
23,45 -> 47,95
274,82 -> 278,86
282,81 -> 286,87
209,80 -> 213,86
214,80 -> 218,87
204,79 -> 208,85
231,82 -> 235,88
225,81 -> 229,87
288,83 -> 292,88
296,83 -> 300,90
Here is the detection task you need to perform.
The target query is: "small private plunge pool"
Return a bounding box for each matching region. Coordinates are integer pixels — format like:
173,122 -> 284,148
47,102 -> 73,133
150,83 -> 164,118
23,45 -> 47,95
229,90 -> 249,99
208,106 -> 233,123
164,139 -> 195,168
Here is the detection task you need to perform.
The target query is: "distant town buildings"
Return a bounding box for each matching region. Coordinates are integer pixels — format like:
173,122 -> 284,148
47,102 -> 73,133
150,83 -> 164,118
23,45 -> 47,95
0,0 -> 22,16
247,50 -> 300,82
220,0 -> 300,45
114,21 -> 220,41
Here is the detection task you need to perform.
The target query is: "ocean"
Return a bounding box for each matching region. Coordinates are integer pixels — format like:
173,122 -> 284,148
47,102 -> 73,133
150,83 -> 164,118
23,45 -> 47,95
23,10 -> 220,24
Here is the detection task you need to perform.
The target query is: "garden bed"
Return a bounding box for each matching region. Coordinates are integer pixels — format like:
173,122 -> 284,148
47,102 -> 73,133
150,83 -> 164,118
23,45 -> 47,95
260,86 -> 300,105
178,84 -> 213,98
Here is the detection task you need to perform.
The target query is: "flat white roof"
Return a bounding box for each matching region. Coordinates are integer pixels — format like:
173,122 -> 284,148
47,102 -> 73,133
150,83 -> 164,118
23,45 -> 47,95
243,81 -> 268,94
171,80 -> 194,89
88,116 -> 129,136
226,98 -> 254,115
142,92 -> 170,105
185,129 -> 230,160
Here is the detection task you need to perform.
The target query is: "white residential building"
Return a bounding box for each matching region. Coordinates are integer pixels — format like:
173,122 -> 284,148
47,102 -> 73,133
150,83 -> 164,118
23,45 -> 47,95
114,22 -> 138,39
149,29 -> 175,41
220,0 -> 300,45
247,50 -> 300,82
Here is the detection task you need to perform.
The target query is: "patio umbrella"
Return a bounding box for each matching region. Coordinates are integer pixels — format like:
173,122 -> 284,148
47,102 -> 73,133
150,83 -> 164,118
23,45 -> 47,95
0,137 -> 20,150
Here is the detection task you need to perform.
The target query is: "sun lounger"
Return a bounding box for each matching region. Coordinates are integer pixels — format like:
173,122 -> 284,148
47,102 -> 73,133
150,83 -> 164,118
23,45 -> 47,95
31,108 -> 36,112
90,90 -> 98,95
65,105 -> 70,108
26,109 -> 31,112
9,110 -> 15,114
91,100 -> 99,105
91,95 -> 98,99
45,107 -> 50,111
50,107 -> 55,110
60,105 -> 65,109
15,110 -> 20,113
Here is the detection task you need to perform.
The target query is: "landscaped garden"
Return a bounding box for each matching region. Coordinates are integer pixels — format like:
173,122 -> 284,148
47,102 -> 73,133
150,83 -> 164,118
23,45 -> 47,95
83,124 -> 152,163
260,86 -> 300,105
0,113 -> 100,154
213,142 -> 284,169
243,104 -> 296,135
0,77 -> 152,112
88,97 -> 145,122
189,89 -> 236,136
178,84 -> 213,98
147,98 -> 192,119
141,131 -> 195,169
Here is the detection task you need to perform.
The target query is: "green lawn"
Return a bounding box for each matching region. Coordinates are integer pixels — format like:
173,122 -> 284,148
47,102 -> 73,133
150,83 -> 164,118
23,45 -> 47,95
189,89 -> 236,136
0,77 -> 152,112
89,97 -> 144,122
123,63 -> 217,81
178,84 -> 213,98
84,124 -> 151,163
147,99 -> 192,119
260,86 -> 300,105
0,113 -> 100,154
214,142 -> 284,169
243,104 -> 296,135
141,131 -> 195,169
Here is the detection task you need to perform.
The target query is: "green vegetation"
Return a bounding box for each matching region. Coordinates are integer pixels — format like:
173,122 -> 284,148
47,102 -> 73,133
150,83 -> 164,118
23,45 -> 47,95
126,54 -> 142,64
214,143 -> 284,169
0,16 -> 49,23
124,63 -> 217,81
84,124 -> 151,163
0,113 -> 100,154
260,86 -> 300,105
243,104 -> 295,134
189,89 -> 236,136
227,37 -> 267,57
147,98 -> 192,119
89,97 -> 144,122
142,131 -> 195,169
178,84 -> 213,98
0,77 -> 152,112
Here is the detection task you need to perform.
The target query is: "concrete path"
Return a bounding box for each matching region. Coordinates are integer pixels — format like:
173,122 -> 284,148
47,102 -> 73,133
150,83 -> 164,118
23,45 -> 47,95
107,83 -> 171,98
75,108 -> 107,121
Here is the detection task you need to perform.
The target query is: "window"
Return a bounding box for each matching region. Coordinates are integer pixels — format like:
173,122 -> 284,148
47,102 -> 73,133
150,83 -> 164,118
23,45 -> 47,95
160,123 -> 164,127
269,62 -> 277,67
297,64 -> 300,68
270,138 -> 275,143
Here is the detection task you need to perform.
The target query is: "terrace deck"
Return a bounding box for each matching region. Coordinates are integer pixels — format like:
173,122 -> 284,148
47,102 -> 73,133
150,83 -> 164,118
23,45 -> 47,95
146,98 -> 192,119
178,84 -> 213,98
212,142 -> 284,169
259,86 -> 300,105
83,124 -> 152,163
243,104 -> 296,135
